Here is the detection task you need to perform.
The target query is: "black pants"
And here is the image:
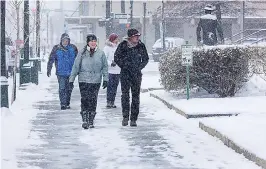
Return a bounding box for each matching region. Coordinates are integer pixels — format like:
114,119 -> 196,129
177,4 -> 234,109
107,73 -> 120,103
79,83 -> 101,112
120,71 -> 142,121
57,76 -> 73,106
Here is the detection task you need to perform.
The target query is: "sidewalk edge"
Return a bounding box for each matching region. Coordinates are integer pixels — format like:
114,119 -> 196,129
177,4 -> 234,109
199,122 -> 266,169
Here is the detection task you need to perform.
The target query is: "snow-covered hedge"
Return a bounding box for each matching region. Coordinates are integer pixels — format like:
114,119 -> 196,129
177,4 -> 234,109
159,45 -> 266,97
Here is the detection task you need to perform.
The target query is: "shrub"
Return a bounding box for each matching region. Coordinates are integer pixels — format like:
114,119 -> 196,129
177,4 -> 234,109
159,45 -> 259,97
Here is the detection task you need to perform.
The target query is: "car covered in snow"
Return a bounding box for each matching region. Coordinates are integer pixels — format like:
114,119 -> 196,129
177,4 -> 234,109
152,37 -> 185,62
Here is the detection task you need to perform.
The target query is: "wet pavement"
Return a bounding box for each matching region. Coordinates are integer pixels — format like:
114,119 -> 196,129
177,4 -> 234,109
14,78 -> 260,169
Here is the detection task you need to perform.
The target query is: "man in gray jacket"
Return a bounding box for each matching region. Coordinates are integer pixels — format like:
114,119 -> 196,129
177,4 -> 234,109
69,34 -> 108,129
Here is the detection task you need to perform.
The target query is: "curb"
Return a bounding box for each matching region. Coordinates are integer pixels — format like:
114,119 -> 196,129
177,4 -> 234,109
141,87 -> 164,93
150,93 -> 189,118
199,122 -> 266,169
150,93 -> 238,118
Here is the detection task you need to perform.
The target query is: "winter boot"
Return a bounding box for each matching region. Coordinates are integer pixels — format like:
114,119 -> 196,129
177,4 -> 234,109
88,112 -> 96,128
61,105 -> 67,110
66,105 -> 71,109
80,111 -> 88,129
111,102 -> 117,108
122,117 -> 129,126
130,120 -> 137,127
106,101 -> 112,109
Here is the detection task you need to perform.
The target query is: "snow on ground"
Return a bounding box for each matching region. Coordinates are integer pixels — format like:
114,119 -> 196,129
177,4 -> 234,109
200,112 -> 266,161
140,94 -> 261,169
141,61 -> 162,90
142,74 -> 161,90
1,61 -> 54,169
151,74 -> 266,115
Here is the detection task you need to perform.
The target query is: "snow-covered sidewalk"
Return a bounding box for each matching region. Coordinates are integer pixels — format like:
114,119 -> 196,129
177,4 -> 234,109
1,61 -> 55,169
149,74 -> 266,168
2,73 -> 261,169
199,112 -> 266,168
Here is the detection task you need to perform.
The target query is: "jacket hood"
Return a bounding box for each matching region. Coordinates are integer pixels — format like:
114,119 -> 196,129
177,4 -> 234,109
60,33 -> 71,48
61,33 -> 70,41
105,39 -> 117,47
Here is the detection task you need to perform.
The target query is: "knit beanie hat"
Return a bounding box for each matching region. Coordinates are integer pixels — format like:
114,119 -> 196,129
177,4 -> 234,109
127,28 -> 141,38
87,34 -> 97,43
108,33 -> 118,42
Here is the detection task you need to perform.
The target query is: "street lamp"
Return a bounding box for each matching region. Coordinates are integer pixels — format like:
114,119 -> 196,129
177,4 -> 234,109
130,0 -> 133,28
161,0 -> 166,51
143,1 -> 147,44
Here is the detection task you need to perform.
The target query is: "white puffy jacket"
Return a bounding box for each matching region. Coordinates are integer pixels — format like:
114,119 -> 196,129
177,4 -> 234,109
103,40 -> 120,74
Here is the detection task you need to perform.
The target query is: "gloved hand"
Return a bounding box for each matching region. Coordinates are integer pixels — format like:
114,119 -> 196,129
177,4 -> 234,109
47,71 -> 51,77
69,82 -> 74,89
197,41 -> 202,47
102,81 -> 108,89
111,61 -> 116,67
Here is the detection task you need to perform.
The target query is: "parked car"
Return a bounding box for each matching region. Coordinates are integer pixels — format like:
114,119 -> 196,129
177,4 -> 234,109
152,37 -> 185,62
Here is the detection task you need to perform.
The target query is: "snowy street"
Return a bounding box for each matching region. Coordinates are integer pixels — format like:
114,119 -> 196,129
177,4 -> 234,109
1,62 -> 261,169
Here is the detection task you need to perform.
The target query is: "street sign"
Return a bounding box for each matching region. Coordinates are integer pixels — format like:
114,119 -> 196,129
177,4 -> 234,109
181,44 -> 193,66
119,18 -> 128,24
115,13 -> 130,19
181,42 -> 193,100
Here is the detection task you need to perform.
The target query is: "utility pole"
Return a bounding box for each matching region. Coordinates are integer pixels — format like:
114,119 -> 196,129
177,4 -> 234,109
24,0 -> 30,63
130,0 -> 133,28
143,2 -> 147,44
106,0 -> 111,38
240,1 -> 245,43
121,0 -> 125,13
36,0 -> 40,58
46,12 -> 49,52
161,0 -> 166,50
1,0 -> 9,108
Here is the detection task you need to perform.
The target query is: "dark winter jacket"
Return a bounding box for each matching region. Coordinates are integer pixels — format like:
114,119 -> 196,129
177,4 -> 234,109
196,14 -> 224,46
114,39 -> 149,75
47,42 -> 78,76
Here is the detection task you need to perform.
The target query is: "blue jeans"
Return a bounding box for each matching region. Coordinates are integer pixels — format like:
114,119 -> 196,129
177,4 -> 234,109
57,76 -> 73,107
107,74 -> 120,103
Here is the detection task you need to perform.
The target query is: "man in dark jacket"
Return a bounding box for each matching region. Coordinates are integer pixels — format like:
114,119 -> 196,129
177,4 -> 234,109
47,33 -> 78,110
196,4 -> 224,46
114,28 -> 149,127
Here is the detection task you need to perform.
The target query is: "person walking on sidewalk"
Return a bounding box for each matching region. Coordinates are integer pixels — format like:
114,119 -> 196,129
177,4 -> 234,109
47,33 -> 78,110
69,34 -> 108,129
114,28 -> 149,127
103,33 -> 120,109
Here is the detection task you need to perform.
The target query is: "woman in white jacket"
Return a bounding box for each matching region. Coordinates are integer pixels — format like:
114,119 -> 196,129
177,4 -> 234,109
103,33 -> 120,108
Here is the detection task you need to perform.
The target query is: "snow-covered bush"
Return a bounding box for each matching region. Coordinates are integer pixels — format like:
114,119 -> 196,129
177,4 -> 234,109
159,45 -> 257,97
248,46 -> 266,75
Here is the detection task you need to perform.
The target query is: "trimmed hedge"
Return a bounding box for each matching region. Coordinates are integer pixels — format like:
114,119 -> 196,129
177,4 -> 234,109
159,45 -> 266,97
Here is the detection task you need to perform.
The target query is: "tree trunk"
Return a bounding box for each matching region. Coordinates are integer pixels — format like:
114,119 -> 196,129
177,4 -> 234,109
16,6 -> 20,41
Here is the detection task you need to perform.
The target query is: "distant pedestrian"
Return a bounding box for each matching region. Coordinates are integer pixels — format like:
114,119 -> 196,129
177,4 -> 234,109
103,33 -> 120,109
196,4 -> 224,46
47,33 -> 78,110
114,28 -> 149,127
69,34 -> 108,129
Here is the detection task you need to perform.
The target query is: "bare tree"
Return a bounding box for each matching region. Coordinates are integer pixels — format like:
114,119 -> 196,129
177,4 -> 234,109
9,0 -> 23,43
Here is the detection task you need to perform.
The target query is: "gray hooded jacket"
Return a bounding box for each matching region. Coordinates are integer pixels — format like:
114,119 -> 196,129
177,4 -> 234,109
69,46 -> 108,83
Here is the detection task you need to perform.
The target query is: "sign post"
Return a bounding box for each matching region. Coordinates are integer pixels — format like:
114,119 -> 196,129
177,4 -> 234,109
181,41 -> 193,100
